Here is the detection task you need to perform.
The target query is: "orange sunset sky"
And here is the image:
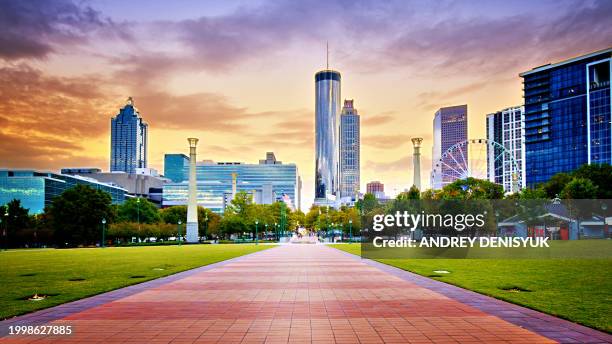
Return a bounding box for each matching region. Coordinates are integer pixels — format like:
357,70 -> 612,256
1,0 -> 611,209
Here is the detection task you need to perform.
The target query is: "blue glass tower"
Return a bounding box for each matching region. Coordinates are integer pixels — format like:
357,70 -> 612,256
110,97 -> 148,173
164,154 -> 189,182
520,48 -> 611,187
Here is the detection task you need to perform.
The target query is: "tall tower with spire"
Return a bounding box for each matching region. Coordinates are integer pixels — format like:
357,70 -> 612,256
110,97 -> 148,173
314,44 -> 341,203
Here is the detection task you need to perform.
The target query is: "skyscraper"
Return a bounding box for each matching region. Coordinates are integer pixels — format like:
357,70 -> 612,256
314,69 -> 341,202
339,99 -> 360,200
486,106 -> 525,193
110,97 -> 148,173
431,105 -> 468,189
520,48 -> 611,187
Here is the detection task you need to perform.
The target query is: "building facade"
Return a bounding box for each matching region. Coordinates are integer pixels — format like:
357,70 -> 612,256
315,70 -> 341,202
164,154 -> 189,182
110,97 -> 148,173
0,170 -> 127,214
520,48 -> 611,187
339,99 -> 360,200
486,106 -> 526,193
431,105 -> 468,189
366,181 -> 385,199
162,153 -> 301,214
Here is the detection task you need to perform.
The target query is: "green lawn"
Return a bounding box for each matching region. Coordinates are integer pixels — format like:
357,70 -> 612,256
331,243 -> 612,333
0,244 -> 271,319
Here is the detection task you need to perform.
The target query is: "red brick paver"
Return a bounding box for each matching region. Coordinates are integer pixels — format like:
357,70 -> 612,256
0,245 -> 563,343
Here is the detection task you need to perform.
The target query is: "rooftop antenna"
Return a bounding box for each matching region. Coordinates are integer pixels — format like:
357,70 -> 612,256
326,41 -> 329,70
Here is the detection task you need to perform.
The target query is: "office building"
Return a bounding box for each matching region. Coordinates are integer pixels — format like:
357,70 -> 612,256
339,99 -> 360,200
486,106 -> 526,193
110,97 -> 148,173
0,170 -> 127,214
164,154 -> 189,182
366,181 -> 386,199
431,105 -> 468,189
61,168 -> 168,204
314,69 -> 341,202
520,48 -> 611,187
163,152 -> 301,214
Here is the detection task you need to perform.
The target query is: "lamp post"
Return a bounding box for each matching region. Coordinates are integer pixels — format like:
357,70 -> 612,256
349,219 -> 353,243
178,220 -> 182,246
274,222 -> 278,242
101,218 -> 106,248
204,214 -> 208,240
265,223 -> 268,241
1,209 -> 7,250
136,198 -> 141,230
255,220 -> 259,245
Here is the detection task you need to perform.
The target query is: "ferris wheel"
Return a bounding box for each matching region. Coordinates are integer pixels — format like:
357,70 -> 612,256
431,138 -> 521,192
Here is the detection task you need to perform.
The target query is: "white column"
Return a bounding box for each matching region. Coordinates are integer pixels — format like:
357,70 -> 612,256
186,138 -> 199,243
411,138 -> 423,190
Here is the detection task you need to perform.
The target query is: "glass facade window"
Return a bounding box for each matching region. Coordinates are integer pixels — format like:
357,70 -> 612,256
162,157 -> 301,214
520,49 -> 611,187
111,98 -> 148,173
339,100 -> 360,199
164,154 -> 189,182
0,170 -> 127,214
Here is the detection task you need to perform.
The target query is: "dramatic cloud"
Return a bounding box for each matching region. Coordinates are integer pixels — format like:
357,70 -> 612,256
0,0 -> 115,60
362,134 -> 409,149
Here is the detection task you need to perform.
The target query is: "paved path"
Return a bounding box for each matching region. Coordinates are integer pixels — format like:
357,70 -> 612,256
1,245 -> 610,343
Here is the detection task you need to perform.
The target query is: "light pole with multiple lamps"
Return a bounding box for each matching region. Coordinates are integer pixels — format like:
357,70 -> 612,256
255,220 -> 259,245
101,218 -> 106,248
177,220 -> 182,246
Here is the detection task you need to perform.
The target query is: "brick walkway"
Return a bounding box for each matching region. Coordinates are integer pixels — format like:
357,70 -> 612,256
1,245 -> 610,343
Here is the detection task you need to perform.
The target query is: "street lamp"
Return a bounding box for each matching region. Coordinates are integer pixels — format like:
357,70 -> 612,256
349,219 -> 353,243
255,220 -> 259,245
265,223 -> 268,241
1,209 -> 7,250
204,214 -> 209,239
136,198 -> 141,230
101,218 -> 106,248
274,222 -> 278,242
178,220 -> 182,246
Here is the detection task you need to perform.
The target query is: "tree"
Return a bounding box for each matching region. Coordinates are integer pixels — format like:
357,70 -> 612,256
198,207 -> 220,238
572,164 -> 612,198
439,178 -> 504,200
117,198 -> 160,224
160,206 -> 187,225
359,193 -> 380,213
542,173 -> 573,198
406,185 -> 420,199
560,178 -> 598,199
0,199 -> 32,248
48,185 -> 115,247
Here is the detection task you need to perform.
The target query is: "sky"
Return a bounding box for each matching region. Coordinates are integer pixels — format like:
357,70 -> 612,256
0,0 -> 611,210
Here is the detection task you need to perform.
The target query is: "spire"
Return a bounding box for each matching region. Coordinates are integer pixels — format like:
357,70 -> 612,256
127,97 -> 134,106
326,41 -> 329,70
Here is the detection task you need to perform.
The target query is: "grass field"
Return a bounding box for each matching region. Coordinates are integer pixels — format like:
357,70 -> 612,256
0,244 -> 271,319
331,243 -> 612,333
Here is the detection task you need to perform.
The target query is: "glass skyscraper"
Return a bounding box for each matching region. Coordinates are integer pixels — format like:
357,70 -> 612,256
162,153 -> 301,214
164,153 -> 189,182
339,99 -> 360,200
110,97 -> 148,173
520,48 -> 611,187
0,170 -> 127,214
431,105 -> 468,189
315,69 -> 341,201
486,106 -> 525,192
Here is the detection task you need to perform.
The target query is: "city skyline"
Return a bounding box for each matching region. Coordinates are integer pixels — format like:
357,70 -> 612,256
1,0 -> 612,208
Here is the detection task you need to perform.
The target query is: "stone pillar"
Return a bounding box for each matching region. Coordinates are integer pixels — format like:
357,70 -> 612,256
186,138 -> 199,243
411,138 -> 423,190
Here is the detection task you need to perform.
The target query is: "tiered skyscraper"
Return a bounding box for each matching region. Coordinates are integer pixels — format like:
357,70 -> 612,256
486,106 -> 525,193
339,99 -> 360,200
110,97 -> 148,173
431,105 -> 468,189
520,48 -> 611,187
314,69 -> 341,202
